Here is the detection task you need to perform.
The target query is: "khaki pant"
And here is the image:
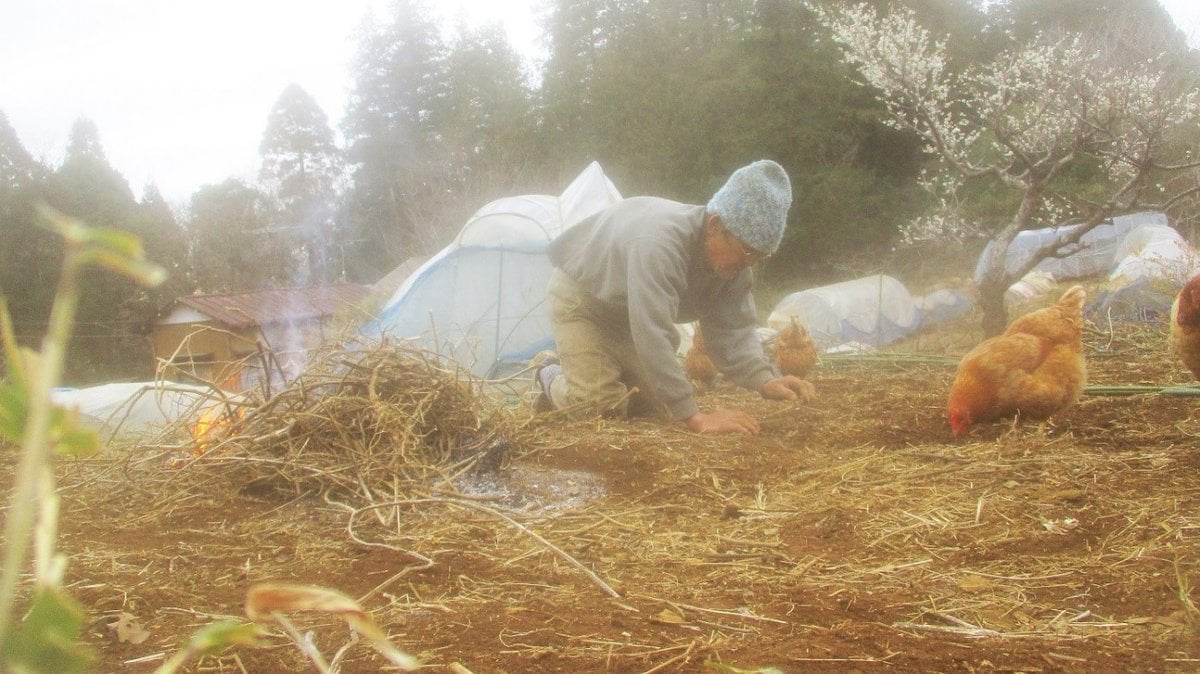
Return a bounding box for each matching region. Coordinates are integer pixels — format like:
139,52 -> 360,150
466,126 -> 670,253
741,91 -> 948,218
546,270 -> 668,419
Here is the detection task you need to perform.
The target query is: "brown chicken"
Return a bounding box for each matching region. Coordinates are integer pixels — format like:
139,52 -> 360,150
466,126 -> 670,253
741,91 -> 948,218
947,285 -> 1087,437
1170,274 -> 1200,380
684,322 -> 718,386
774,316 -> 818,379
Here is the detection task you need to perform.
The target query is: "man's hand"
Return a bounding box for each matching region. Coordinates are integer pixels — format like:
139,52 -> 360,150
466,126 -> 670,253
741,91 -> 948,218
684,409 -> 760,435
760,376 -> 816,402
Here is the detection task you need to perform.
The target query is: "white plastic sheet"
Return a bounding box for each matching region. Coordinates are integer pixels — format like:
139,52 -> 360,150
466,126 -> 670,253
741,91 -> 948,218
767,274 -> 920,351
1093,223 -> 1200,321
974,212 -> 1168,282
50,381 -> 231,442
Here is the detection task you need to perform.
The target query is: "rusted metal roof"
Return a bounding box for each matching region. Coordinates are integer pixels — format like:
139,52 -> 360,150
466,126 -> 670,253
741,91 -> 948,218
166,284 -> 370,329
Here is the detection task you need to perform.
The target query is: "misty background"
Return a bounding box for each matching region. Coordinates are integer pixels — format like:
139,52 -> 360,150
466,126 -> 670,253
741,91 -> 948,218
1,0 -> 1197,384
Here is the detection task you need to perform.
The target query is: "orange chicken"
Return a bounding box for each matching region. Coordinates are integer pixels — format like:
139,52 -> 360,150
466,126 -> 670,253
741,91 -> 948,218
947,285 -> 1087,437
684,322 -> 718,386
774,316 -> 818,379
1170,274 -> 1200,380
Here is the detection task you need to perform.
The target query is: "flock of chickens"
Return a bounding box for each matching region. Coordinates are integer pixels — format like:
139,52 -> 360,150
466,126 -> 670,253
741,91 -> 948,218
684,275 -> 1200,437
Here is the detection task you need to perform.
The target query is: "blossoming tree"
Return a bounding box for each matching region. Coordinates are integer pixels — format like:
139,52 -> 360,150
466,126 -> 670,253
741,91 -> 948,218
813,2 -> 1200,335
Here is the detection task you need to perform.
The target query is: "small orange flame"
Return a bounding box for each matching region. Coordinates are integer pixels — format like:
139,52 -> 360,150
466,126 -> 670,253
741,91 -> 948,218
192,405 -> 239,456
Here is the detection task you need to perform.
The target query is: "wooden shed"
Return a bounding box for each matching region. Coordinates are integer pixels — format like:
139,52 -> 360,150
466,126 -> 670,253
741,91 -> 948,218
150,284 -> 370,391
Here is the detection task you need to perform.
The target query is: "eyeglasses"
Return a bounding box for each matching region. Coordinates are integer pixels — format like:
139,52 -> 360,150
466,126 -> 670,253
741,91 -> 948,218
722,228 -> 764,265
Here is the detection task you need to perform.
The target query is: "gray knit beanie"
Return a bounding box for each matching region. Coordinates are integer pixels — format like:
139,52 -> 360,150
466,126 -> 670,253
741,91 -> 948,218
706,159 -> 792,256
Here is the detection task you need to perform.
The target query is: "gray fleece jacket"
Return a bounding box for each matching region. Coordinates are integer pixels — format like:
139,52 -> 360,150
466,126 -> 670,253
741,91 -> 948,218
547,196 -> 776,419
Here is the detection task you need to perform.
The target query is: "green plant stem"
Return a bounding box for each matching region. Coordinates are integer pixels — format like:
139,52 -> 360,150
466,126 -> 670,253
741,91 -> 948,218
0,261 -> 80,640
1084,385 -> 1200,396
151,648 -> 195,674
273,613 -> 334,674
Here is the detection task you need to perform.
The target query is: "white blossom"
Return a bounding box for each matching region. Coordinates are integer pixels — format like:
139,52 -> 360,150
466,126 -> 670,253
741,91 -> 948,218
810,1 -> 1200,248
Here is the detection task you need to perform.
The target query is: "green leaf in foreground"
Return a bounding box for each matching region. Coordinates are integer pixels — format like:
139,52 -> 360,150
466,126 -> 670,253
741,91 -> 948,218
153,621 -> 267,674
177,620 -> 266,654
0,379 -> 99,457
37,205 -> 166,288
1,587 -> 94,674
0,298 -> 98,457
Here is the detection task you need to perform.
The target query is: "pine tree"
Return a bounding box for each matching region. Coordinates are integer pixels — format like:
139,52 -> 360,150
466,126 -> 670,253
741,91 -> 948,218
0,111 -> 45,189
422,20 -> 539,224
341,0 -> 447,280
259,83 -> 344,285
42,118 -> 154,381
186,179 -> 282,293
0,111 -> 54,350
136,183 -> 193,300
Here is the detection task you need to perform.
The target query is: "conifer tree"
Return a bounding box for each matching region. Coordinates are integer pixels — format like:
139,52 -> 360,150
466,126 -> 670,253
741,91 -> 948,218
341,0 -> 446,279
42,118 -> 154,380
259,83 -> 344,285
0,112 -> 54,350
186,179 -> 282,293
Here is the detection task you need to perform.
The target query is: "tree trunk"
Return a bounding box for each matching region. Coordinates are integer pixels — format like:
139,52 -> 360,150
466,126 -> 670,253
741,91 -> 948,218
976,233 -> 1018,338
977,273 -> 1010,337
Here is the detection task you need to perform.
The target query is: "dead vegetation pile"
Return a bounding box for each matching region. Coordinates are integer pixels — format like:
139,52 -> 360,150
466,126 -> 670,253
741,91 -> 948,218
185,339 -> 524,508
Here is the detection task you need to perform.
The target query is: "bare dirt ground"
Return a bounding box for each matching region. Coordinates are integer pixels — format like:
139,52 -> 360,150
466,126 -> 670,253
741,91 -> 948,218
37,315 -> 1200,673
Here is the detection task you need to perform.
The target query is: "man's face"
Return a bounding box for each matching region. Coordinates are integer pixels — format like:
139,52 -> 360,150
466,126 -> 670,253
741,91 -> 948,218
704,216 -> 763,279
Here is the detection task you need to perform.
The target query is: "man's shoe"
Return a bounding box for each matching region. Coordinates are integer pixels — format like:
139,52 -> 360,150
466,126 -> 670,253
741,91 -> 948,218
528,350 -> 560,411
